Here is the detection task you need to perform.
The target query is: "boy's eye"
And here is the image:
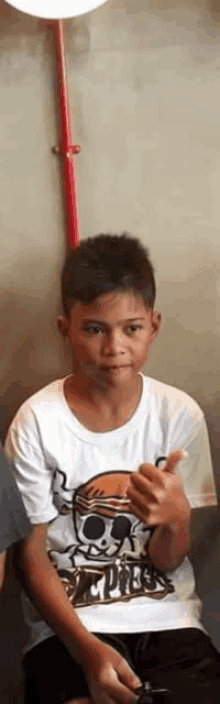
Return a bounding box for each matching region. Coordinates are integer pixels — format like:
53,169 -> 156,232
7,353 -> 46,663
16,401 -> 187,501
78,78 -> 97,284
126,324 -> 143,334
83,323 -> 143,336
84,325 -> 105,336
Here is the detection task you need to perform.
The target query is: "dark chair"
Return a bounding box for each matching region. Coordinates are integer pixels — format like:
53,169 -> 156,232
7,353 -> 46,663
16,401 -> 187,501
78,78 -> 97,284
189,505 -> 220,652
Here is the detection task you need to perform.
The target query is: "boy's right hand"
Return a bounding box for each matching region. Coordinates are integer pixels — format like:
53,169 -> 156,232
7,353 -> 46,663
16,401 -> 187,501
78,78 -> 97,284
82,637 -> 141,704
18,524 -> 141,704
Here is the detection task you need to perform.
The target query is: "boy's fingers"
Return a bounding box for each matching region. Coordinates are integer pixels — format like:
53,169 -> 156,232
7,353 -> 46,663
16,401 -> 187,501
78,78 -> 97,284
109,681 -> 139,704
116,658 -> 141,692
104,678 -> 139,704
164,450 -> 188,474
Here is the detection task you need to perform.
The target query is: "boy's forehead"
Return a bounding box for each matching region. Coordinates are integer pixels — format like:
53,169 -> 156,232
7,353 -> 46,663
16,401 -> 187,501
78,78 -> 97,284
70,292 -> 149,320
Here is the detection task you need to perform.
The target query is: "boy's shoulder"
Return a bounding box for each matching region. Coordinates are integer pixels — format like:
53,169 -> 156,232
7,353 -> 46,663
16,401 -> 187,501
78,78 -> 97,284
143,374 -> 203,423
18,377 -> 67,410
10,377 -> 68,431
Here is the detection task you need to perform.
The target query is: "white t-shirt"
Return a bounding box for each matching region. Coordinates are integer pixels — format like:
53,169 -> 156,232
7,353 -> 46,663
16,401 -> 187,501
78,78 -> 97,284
5,374 -> 217,654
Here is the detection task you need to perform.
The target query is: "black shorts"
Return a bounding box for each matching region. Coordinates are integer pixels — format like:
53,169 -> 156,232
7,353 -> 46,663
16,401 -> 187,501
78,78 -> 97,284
23,628 -> 220,704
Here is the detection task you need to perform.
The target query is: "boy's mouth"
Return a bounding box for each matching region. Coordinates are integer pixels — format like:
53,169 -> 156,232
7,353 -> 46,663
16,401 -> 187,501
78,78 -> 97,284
100,364 -> 131,370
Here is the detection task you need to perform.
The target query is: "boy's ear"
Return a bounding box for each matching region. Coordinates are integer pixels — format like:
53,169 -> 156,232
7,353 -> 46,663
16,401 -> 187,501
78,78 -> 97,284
57,315 -> 70,343
151,310 -> 162,340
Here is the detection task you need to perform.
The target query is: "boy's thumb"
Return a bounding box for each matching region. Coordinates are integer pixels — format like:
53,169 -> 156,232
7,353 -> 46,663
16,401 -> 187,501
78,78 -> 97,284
164,450 -> 188,474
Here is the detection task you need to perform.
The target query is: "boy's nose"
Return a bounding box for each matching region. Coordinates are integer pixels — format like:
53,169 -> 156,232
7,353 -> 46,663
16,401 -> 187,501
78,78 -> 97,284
102,331 -> 126,356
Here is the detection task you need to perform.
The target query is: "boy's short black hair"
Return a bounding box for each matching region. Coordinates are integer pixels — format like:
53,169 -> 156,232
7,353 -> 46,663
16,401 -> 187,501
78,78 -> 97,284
61,233 -> 156,316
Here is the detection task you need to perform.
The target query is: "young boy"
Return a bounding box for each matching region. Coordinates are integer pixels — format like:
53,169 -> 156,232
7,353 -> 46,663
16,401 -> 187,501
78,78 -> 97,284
5,233 -> 220,704
0,444 -> 30,592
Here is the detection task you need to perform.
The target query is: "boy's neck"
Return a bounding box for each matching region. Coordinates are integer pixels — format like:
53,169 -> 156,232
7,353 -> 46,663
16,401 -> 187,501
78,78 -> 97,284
64,372 -> 142,432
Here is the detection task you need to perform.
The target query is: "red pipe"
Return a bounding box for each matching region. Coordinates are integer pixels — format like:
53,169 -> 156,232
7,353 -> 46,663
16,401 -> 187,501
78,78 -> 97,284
53,19 -> 79,249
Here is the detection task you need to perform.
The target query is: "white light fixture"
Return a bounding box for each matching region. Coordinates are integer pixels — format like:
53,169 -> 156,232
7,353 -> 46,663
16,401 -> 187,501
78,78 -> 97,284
4,0 -> 108,20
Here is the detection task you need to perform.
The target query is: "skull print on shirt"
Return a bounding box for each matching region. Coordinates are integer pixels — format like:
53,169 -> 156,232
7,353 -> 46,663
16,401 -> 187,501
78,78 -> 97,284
49,469 -> 175,607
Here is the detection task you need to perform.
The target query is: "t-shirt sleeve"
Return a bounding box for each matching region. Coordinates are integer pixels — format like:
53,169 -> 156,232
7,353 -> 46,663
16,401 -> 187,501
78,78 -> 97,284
171,415 -> 218,509
0,446 -> 31,551
5,410 -> 58,526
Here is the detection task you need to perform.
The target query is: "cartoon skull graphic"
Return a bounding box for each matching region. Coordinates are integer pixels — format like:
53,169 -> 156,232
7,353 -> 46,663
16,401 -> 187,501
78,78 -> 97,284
73,471 -> 150,562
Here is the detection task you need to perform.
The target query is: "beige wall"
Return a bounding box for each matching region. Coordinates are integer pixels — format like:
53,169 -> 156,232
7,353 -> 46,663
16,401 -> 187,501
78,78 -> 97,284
0,0 -> 220,696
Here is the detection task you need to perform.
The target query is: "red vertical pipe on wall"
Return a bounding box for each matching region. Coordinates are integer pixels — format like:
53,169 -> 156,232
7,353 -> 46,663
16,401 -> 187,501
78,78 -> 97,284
54,19 -> 79,249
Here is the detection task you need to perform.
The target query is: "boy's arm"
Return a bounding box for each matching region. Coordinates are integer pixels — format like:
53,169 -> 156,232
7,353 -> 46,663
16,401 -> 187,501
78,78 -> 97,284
4,425 -> 140,702
20,523 -> 140,704
146,518 -> 190,572
127,450 -> 191,572
19,523 -> 96,661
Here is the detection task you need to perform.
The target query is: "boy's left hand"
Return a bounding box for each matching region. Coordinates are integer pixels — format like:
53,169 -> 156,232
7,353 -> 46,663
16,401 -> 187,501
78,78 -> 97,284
126,450 -> 190,529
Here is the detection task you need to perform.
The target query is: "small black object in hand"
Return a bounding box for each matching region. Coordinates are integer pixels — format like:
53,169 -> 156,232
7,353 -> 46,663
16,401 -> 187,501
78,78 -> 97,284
135,681 -> 171,704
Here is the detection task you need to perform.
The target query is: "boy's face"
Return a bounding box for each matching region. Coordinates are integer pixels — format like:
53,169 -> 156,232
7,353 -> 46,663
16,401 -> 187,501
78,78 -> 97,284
58,291 -> 161,388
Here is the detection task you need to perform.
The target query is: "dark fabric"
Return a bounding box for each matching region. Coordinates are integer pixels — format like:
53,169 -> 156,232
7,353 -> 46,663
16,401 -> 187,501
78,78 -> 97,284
0,446 -> 31,551
23,628 -> 220,704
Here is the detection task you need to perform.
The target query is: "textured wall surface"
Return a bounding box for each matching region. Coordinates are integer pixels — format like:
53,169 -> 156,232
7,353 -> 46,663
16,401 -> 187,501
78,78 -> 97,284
0,0 -> 220,700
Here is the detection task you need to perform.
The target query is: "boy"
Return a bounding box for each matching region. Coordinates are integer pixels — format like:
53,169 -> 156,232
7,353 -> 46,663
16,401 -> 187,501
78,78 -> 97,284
5,233 -> 220,704
0,444 -> 30,591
